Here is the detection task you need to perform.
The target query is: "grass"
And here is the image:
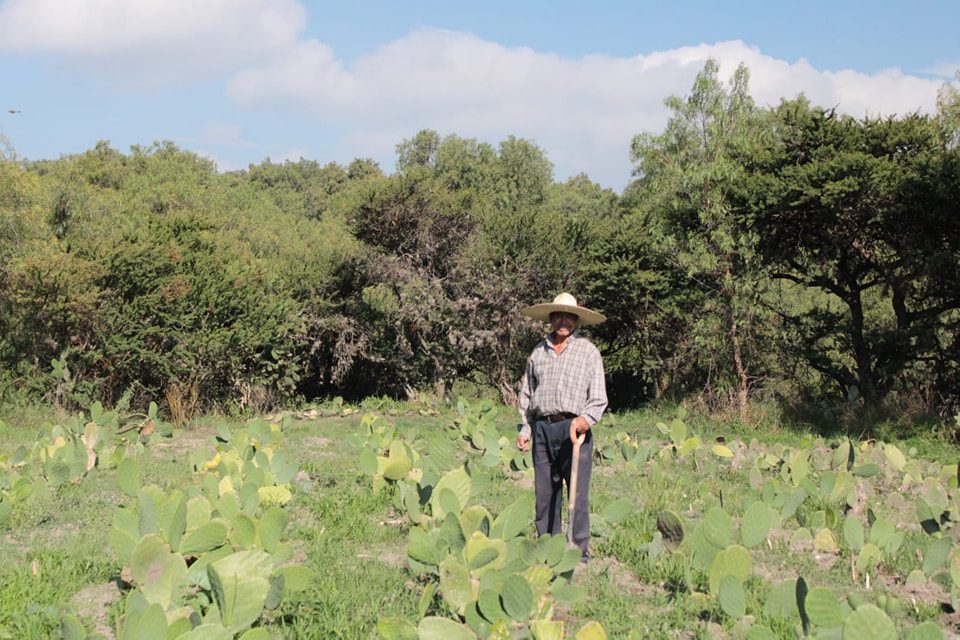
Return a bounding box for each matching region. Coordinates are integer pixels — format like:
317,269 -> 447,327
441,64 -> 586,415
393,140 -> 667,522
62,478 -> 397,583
1,399 -> 959,638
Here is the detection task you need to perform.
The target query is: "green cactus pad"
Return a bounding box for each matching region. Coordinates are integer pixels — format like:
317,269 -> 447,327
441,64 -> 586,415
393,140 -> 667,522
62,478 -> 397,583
418,617 -> 477,640
781,488 -> 807,521
463,601 -> 489,636
500,574 -> 534,621
553,547 -> 582,574
465,532 -> 508,575
813,528 -> 839,552
459,505 -> 492,539
575,621 -> 607,639
376,616 -> 419,639
359,448 -> 378,476
60,614 -> 85,640
843,517 -> 865,551
180,519 -> 229,555
116,457 -> 140,499
258,507 -> 286,554
530,619 -> 564,640
274,565 -> 314,593
763,579 -> 799,620
745,626 -> 776,640
408,527 -> 441,566
130,534 -> 187,609
208,552 -> 273,632
853,463 -> 880,478
477,587 -> 508,623
138,486 -> 165,536
264,574 -> 284,610
383,442 -> 412,481
216,492 -> 241,521
842,604 -> 896,640
551,578 -> 587,604
269,449 -> 297,484
110,507 -> 140,565
542,533 -> 567,566
718,575 -> 746,618
856,542 -> 883,573
417,581 -> 436,620
602,498 -> 632,524
168,622 -> 231,640
708,545 -> 752,594
431,467 -> 471,520
883,444 -> 906,471
689,526 -> 721,571
160,490 -> 187,551
923,538 -> 952,576
906,621 -> 945,640
740,502 -> 772,548
803,586 -> 842,628
439,513 -> 466,553
439,558 -> 473,615
703,507 -> 734,549
490,495 -> 531,540
186,496 -> 212,531
118,602 -> 167,640
869,518 -> 894,547
231,514 -> 257,549
656,511 -> 685,549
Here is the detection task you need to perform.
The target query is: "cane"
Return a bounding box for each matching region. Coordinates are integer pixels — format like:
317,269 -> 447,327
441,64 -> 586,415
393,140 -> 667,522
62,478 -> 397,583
567,430 -> 586,545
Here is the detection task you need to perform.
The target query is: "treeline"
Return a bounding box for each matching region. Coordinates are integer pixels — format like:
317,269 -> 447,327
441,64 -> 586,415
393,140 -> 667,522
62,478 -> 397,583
1,61 -> 958,426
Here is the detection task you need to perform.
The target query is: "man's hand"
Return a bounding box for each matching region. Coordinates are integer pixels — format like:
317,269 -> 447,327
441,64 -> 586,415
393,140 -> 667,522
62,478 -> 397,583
569,416 -> 589,445
517,433 -> 531,451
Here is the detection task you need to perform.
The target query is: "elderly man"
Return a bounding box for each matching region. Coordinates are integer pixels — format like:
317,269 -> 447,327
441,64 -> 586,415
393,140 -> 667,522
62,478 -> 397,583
517,292 -> 607,562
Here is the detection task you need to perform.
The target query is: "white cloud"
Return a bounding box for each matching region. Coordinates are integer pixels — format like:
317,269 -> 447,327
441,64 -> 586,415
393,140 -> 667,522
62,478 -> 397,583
1,2 -> 945,187
226,29 -> 944,188
925,62 -> 960,79
0,0 -> 304,86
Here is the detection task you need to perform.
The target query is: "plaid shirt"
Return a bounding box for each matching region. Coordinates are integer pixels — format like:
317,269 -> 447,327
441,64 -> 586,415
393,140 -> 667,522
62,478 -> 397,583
518,332 -> 608,438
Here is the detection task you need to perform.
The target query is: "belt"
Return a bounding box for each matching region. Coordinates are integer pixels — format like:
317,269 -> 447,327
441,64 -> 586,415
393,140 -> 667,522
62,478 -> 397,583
539,412 -> 577,423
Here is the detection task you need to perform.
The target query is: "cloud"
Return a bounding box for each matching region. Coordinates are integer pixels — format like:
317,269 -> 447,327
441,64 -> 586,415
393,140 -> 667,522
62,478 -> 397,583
226,29 -> 944,188
924,62 -> 960,79
0,0 -> 304,86
1,2 -> 945,187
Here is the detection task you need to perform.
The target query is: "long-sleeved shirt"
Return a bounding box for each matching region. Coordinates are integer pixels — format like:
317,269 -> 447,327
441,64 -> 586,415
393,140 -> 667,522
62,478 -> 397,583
518,332 -> 608,439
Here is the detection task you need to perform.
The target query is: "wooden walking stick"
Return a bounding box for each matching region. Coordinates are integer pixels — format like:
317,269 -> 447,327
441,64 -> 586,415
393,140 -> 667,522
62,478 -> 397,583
567,431 -> 586,545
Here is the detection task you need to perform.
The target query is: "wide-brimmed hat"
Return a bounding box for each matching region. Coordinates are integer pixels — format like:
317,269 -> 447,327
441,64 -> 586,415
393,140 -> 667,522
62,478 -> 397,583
521,292 -> 606,326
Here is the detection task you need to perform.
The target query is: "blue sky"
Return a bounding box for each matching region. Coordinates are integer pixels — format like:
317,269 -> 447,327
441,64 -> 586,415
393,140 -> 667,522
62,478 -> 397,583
1,0 -> 957,190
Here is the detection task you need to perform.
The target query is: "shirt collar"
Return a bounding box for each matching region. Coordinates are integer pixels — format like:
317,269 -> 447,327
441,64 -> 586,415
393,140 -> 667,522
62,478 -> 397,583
545,330 -> 579,348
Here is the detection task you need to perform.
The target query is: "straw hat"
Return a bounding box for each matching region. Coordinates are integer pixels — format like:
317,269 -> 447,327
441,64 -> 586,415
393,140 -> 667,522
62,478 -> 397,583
521,292 -> 606,326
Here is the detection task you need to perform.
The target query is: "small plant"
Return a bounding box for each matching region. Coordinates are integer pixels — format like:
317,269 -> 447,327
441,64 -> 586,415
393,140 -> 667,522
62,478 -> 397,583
96,418 -> 312,639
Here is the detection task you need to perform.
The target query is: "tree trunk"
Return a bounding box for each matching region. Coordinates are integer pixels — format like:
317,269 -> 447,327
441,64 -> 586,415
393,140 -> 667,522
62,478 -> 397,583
847,291 -> 878,407
730,317 -> 749,424
499,378 -> 519,407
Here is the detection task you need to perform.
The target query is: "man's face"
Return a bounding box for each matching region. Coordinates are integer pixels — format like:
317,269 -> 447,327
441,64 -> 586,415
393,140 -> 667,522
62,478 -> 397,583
549,312 -> 579,339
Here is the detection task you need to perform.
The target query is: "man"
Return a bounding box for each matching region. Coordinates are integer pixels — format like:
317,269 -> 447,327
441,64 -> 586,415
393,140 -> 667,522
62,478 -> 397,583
517,292 -> 607,562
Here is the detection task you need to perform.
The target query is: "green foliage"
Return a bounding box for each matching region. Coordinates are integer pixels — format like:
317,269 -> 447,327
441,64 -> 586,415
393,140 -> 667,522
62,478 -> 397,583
2,60 -> 959,423
359,411 -> 609,636
105,417 -> 309,638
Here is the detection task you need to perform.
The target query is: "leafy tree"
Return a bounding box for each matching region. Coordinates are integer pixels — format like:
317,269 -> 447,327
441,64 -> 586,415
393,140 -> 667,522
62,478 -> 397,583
747,98 -> 960,409
629,59 -> 773,421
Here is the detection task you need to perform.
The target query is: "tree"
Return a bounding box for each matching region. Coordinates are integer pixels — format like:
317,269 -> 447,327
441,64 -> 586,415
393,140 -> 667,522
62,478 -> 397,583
747,98 -> 960,410
629,59 -> 772,421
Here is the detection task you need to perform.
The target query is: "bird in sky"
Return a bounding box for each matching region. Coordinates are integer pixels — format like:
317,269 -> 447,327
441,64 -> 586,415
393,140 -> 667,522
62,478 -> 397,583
7,109 -> 21,114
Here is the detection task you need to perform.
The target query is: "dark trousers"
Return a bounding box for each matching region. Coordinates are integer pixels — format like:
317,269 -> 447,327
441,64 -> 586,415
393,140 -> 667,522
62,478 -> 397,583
532,418 -> 592,560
